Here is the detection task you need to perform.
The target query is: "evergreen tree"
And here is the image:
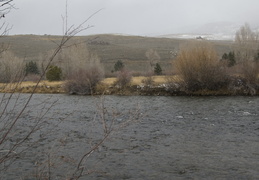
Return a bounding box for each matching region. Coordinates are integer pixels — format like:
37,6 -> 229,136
25,61 -> 39,75
222,53 -> 228,60
46,66 -> 62,81
228,51 -> 236,67
221,52 -> 236,67
154,63 -> 162,75
114,60 -> 124,72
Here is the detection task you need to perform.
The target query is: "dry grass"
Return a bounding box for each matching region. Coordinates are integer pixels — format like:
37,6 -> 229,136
102,76 -> 176,86
0,81 -> 64,93
19,81 -> 63,87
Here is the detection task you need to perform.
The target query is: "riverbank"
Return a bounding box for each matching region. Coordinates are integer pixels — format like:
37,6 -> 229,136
0,76 -> 258,96
0,76 -> 170,94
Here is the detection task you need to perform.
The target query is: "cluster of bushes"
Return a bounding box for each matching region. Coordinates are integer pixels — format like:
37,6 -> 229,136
25,61 -> 62,82
172,24 -> 259,95
64,66 -> 104,95
174,42 -> 229,91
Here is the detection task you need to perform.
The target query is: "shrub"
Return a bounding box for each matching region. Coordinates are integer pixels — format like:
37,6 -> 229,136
174,42 -> 229,91
114,69 -> 132,88
64,66 -> 104,95
222,51 -> 236,67
0,51 -> 24,83
25,61 -> 39,75
114,60 -> 124,72
241,61 -> 259,84
154,63 -> 162,75
46,65 -> 62,81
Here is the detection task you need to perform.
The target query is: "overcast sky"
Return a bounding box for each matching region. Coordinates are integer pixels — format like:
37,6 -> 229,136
4,0 -> 259,36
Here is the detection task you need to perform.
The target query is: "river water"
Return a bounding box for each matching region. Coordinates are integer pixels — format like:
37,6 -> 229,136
0,94 -> 259,179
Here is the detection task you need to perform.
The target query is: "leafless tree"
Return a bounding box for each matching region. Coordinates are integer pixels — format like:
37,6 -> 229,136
0,0 -> 14,54
55,43 -> 102,79
0,50 -> 24,83
234,24 -> 259,85
234,23 -> 259,62
0,0 -> 14,16
145,49 -> 160,73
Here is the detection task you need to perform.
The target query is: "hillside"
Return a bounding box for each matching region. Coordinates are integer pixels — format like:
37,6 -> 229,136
1,34 -> 233,75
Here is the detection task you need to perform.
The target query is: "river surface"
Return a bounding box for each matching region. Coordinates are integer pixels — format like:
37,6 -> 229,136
0,94 -> 259,179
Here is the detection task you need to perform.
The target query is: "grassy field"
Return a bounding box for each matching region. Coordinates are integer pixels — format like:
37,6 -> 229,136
2,34 -> 233,75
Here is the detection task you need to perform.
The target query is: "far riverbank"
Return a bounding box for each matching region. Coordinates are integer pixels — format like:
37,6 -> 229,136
0,76 -> 258,96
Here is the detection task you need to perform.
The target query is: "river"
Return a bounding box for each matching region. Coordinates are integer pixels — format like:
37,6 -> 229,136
0,94 -> 259,179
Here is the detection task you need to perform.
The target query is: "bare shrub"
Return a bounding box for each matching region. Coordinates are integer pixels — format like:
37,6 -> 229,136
174,41 -> 229,91
64,66 -> 104,95
114,69 -> 132,88
141,72 -> 154,86
241,61 -> 259,84
0,51 -> 24,83
229,60 -> 259,86
145,49 -> 160,72
57,43 -> 101,79
234,23 -> 259,63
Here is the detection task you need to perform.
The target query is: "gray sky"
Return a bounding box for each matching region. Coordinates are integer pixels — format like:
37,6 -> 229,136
4,0 -> 259,36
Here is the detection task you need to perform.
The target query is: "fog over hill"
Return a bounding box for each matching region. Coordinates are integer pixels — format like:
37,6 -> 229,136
158,22 -> 259,40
